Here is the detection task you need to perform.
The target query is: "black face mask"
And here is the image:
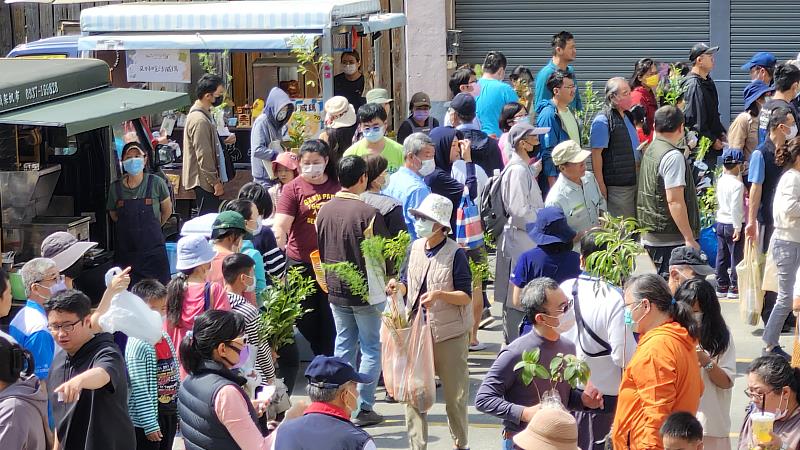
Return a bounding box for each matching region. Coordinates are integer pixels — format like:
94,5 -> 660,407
212,95 -> 224,107
527,144 -> 541,158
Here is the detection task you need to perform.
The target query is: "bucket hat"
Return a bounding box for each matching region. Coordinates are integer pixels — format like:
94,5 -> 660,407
529,206 -> 576,245
324,96 -> 357,129
41,232 -> 98,272
742,80 -> 775,112
175,234 -> 217,271
512,407 -> 580,450
408,193 -> 453,231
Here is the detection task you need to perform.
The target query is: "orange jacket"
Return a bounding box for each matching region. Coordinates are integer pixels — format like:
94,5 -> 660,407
612,321 -> 704,450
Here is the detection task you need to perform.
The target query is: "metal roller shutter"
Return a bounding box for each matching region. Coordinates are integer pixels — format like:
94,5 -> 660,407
730,1 -> 800,115
455,0 -> 710,98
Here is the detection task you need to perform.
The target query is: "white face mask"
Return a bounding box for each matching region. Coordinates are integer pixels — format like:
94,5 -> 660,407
244,274 -> 256,292
254,216 -> 264,235
414,218 -> 436,238
418,158 -> 436,177
543,307 -> 576,334
302,163 -> 326,179
787,124 -> 799,140
342,64 -> 358,76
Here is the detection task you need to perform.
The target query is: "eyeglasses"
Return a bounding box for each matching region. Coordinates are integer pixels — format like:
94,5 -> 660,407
48,318 -> 83,333
550,299 -> 573,315
37,274 -> 64,285
744,388 -> 778,401
561,84 -> 577,90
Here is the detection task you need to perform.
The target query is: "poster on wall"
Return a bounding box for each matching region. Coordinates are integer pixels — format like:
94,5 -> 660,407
293,98 -> 324,138
126,50 -> 191,84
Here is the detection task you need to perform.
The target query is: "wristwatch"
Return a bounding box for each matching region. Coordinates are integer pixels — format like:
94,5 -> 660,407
703,361 -> 714,372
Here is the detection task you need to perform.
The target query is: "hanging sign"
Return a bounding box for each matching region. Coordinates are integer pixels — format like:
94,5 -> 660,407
126,50 -> 191,84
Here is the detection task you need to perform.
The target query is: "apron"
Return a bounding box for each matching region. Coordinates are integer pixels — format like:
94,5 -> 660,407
114,174 -> 171,285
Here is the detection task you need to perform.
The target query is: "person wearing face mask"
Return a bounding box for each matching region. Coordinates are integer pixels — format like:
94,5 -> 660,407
630,58 -> 660,140
108,142 -> 173,286
251,87 -> 296,187
426,127 -> 478,232
449,93 -> 504,175
206,210 -> 252,297
758,63 -> 800,145
361,155 -> 406,237
590,77 -> 641,218
446,67 -> 483,128
674,278 -> 735,450
682,43 -> 727,168
665,245 -> 715,294
729,80 -> 775,164
166,235 -> 231,379
739,355 -> 800,450
743,51 -> 777,86
177,310 -> 281,450
559,231 -> 637,450
222,254 -> 276,385
397,92 -> 440,144
333,51 -> 366,111
497,102 -> 529,165
273,355 -> 377,450
41,231 -> 98,291
612,273 -> 703,450
475,51 -> 519,138
536,70 -> 580,193
126,279 -> 181,450
475,277 -> 604,450
237,182 -> 286,279
273,140 -> 339,358
344,103 -> 405,173
383,133 -> 435,239
386,193 -> 474,450
496,123 -> 547,343
221,200 -> 268,301
320,96 -> 358,178
534,31 -> 582,112
637,106 -> 702,278
183,74 -> 228,214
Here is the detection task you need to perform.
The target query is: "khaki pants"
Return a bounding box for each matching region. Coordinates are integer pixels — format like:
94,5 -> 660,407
405,332 -> 469,450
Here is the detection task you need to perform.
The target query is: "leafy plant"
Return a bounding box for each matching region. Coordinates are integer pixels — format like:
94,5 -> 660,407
321,262 -> 369,302
483,231 -> 497,251
287,110 -> 311,149
657,64 -> 687,107
468,248 -> 493,287
576,81 -> 603,148
473,64 -> 484,79
513,348 -> 591,398
287,34 -> 333,89
695,136 -> 712,165
197,52 -> 216,75
585,214 -> 650,287
382,231 -> 412,273
258,267 -> 315,350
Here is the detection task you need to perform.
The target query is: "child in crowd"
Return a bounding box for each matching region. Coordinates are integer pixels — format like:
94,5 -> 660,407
660,412 -> 704,450
715,148 -> 746,299
222,253 -> 276,385
238,182 -> 286,279
630,104 -> 650,146
126,279 -> 180,450
268,151 -> 299,219
165,234 -> 230,379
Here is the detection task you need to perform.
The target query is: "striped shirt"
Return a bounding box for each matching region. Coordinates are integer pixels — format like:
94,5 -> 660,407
228,293 -> 276,381
125,332 -> 179,434
252,226 -> 286,279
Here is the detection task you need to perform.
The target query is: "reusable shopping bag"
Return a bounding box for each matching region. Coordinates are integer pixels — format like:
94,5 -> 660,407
455,187 -> 484,250
737,241 -> 764,326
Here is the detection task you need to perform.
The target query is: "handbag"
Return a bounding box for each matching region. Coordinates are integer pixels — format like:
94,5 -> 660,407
455,187 -> 484,250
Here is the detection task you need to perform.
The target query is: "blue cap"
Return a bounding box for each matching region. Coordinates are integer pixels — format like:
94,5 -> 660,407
742,79 -> 775,112
529,206 -> 576,246
741,52 -> 777,71
304,356 -> 374,387
722,148 -> 745,164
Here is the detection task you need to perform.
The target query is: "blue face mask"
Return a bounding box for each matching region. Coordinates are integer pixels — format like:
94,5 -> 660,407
122,157 -> 145,175
363,126 -> 385,143
624,301 -> 642,330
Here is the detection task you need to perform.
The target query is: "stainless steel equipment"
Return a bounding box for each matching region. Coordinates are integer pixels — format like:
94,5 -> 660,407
0,164 -> 61,225
3,216 -> 91,262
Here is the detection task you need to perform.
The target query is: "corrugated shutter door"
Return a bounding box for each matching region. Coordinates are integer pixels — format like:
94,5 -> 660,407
730,1 -> 800,115
455,0 -> 709,97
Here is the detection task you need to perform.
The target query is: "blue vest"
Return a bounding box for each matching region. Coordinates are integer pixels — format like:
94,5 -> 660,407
274,408 -> 372,450
178,360 -> 260,450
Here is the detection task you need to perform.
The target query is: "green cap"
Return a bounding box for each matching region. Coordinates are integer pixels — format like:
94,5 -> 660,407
212,211 -> 251,239
365,88 -> 392,105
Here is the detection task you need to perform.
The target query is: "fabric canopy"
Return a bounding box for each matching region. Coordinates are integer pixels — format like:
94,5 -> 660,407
79,0 -> 382,33
0,88 -> 189,136
77,32 -> 320,51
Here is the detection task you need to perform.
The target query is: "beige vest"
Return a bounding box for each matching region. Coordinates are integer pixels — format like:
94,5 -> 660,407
406,238 -> 472,343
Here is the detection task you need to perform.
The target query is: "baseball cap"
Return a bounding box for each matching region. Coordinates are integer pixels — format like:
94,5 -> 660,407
41,232 -> 98,272
552,140 -> 591,166
668,246 -> 714,277
507,123 -> 549,149
175,235 -> 217,271
410,92 -> 431,108
305,355 -> 374,387
722,148 -> 745,164
741,52 -> 777,71
689,43 -> 719,62
272,151 -> 300,174
211,211 -> 251,240
450,93 -> 476,117
365,88 -> 392,105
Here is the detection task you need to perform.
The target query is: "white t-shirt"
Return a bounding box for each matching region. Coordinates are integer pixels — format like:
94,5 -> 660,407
560,275 -> 637,396
451,159 -> 488,205
697,338 -> 736,437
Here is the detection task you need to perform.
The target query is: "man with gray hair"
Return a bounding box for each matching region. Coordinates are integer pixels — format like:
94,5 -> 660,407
383,132 -> 435,238
273,355 -> 377,449
590,76 -> 641,219
9,258 -> 63,386
475,277 -> 603,448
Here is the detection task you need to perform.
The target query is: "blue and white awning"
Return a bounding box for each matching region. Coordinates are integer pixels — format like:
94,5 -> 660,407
77,33 -> 319,51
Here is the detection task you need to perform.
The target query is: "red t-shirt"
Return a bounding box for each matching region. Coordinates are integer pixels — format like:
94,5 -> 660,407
276,176 -> 339,263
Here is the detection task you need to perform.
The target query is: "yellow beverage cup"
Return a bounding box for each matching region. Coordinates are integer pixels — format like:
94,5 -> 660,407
751,412 -> 775,444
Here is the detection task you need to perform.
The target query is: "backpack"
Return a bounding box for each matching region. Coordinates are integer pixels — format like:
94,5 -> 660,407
479,162 -> 517,243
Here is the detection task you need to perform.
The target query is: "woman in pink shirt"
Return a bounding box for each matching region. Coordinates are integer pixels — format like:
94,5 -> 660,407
166,235 -> 230,379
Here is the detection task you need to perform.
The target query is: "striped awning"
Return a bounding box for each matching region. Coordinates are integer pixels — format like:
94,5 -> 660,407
79,0 -> 383,34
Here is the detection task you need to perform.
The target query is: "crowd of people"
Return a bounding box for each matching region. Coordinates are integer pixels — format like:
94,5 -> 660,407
4,29 -> 800,450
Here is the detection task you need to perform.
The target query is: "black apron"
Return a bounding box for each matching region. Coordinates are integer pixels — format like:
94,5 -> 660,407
114,174 -> 170,285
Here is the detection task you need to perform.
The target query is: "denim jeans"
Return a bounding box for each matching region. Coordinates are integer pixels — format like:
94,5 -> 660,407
715,223 -> 744,290
763,239 -> 800,347
331,302 -> 384,412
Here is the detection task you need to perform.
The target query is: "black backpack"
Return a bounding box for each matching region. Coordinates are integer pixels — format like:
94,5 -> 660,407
479,162 -> 518,243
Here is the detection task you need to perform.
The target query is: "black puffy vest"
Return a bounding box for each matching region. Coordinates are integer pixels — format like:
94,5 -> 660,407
274,408 -> 373,450
178,360 -> 260,450
600,109 -> 637,187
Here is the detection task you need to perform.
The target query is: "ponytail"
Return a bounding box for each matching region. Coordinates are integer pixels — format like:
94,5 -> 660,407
625,273 -> 700,339
166,271 -> 190,326
178,310 -> 245,375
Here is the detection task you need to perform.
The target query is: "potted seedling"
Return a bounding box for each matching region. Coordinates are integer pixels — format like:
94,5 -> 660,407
513,347 -> 591,405
258,266 -> 316,351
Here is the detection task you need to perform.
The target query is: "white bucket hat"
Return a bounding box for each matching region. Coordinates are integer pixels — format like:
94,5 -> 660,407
324,96 -> 356,129
176,235 -> 217,271
408,193 -> 453,231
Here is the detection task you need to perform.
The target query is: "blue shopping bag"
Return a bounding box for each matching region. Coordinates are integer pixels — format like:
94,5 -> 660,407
455,187 -> 483,250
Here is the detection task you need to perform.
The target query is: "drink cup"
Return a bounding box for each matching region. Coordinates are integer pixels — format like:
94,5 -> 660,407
751,412 -> 775,444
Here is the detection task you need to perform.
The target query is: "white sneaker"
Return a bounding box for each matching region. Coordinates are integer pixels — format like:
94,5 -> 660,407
469,342 -> 487,351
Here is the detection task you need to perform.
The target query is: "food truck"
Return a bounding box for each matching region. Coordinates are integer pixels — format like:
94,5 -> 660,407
0,58 -> 189,303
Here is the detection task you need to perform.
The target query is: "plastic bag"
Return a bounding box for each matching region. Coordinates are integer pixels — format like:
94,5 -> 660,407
699,225 -> 718,268
98,267 -> 163,345
737,242 -> 764,326
381,307 -> 436,412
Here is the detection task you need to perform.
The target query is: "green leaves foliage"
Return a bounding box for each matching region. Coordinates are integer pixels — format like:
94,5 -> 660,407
258,266 -> 315,350
513,349 -> 591,396
585,214 -> 650,287
287,34 -> 333,88
322,261 -> 369,302
576,81 -> 603,148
